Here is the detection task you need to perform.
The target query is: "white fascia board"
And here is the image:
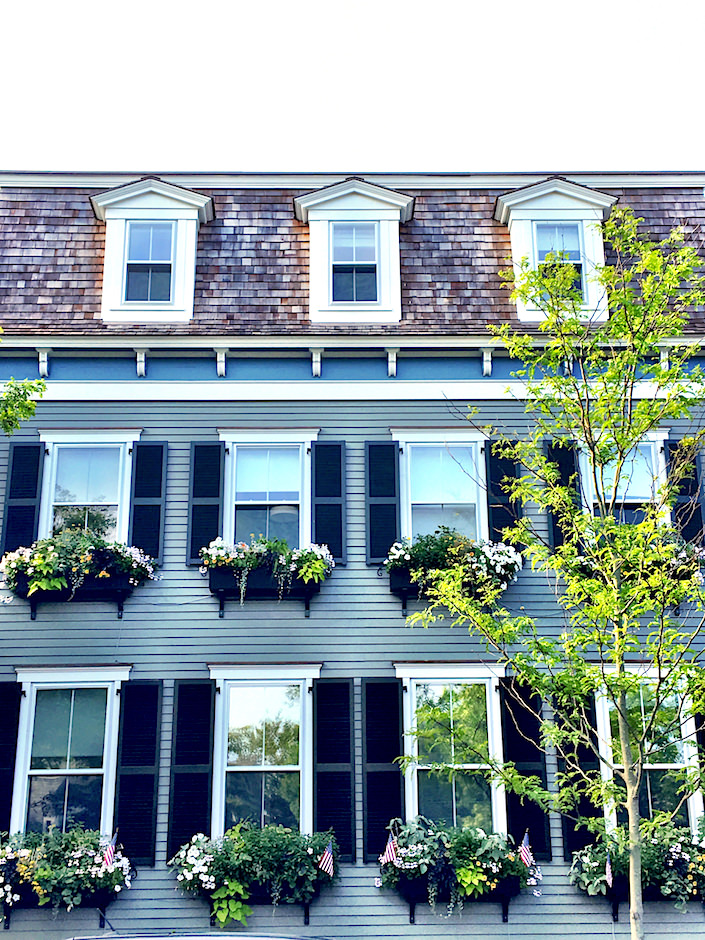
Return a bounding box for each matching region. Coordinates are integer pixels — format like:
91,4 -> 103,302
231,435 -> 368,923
495,178 -> 618,224
390,426 -> 488,443
5,173 -> 705,191
91,177 -> 215,223
395,662 -> 506,680
15,666 -> 132,684
294,178 -> 415,222
38,428 -> 142,444
218,427 -> 319,442
209,664 -> 322,681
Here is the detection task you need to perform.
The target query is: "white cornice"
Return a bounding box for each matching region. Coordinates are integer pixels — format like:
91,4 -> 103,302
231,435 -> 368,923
90,176 -> 215,223
294,177 -> 415,222
494,177 -> 618,224
2,173 -> 705,191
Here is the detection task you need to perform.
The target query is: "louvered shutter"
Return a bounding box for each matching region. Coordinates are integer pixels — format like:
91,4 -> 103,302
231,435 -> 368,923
0,682 -> 22,833
499,678 -> 551,861
362,679 -> 403,861
545,440 -> 580,548
186,443 -> 224,565
115,680 -> 162,865
314,679 -> 354,860
167,680 -> 215,859
559,694 -> 601,859
1,442 -> 44,554
486,442 -> 522,541
312,442 -> 346,563
365,442 -> 400,565
129,442 -> 167,563
666,440 -> 705,544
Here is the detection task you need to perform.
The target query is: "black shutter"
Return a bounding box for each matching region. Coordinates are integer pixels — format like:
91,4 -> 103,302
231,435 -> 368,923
129,442 -> 167,563
186,443 -> 224,565
666,440 -> 705,544
365,442 -> 400,565
499,678 -> 551,861
486,442 -> 522,541
362,679 -> 404,861
312,442 -> 346,563
115,680 -> 162,866
314,679 -> 354,860
167,680 -> 215,860
0,682 -> 22,833
1,442 -> 44,554
545,440 -> 580,549
559,694 -> 601,859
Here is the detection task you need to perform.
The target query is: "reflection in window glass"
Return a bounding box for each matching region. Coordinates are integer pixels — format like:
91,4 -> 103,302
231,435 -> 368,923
234,446 -> 301,545
52,447 -> 120,538
225,684 -> 302,829
409,445 -> 478,538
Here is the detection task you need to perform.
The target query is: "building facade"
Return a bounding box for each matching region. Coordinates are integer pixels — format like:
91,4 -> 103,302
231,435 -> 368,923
0,171 -> 704,938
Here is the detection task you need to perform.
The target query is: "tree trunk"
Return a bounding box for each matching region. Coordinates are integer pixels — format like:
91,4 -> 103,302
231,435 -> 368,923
616,688 -> 644,940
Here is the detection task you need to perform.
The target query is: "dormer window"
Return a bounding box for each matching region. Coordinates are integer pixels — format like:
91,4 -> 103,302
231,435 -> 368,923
294,178 -> 414,324
91,177 -> 214,323
125,222 -> 174,302
495,177 -> 617,322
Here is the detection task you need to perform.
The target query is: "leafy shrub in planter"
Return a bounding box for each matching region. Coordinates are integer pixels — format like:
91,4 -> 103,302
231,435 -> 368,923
0,826 -> 132,913
169,823 -> 339,927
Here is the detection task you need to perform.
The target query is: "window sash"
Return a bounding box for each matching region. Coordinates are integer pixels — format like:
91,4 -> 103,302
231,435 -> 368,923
331,223 -> 379,303
405,442 -> 482,540
124,222 -> 174,303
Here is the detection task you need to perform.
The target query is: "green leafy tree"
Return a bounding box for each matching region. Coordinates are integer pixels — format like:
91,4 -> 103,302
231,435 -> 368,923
0,377 -> 44,435
411,208 -> 705,940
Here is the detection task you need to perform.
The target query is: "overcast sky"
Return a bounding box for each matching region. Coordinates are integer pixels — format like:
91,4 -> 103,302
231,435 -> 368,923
3,0 -> 704,174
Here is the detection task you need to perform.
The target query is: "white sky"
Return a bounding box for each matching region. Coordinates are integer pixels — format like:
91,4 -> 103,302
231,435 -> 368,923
3,0 -> 704,173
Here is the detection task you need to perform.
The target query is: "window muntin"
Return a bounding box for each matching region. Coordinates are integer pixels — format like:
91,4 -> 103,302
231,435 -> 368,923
414,681 -> 492,829
535,222 -> 584,298
408,444 -> 480,539
233,445 -> 301,545
331,223 -> 378,303
124,222 -> 173,303
51,446 -> 121,538
26,688 -> 107,832
225,683 -> 302,830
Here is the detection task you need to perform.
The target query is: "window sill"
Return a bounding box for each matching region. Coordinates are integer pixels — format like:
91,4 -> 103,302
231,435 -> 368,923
309,306 -> 401,324
101,305 -> 192,323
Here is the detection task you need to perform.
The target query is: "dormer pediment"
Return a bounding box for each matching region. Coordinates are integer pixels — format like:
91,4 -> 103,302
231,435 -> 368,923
91,176 -> 215,224
494,176 -> 617,225
294,177 -> 414,223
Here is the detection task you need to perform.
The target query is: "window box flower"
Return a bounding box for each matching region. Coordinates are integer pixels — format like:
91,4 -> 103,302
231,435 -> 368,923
569,820 -> 705,921
0,529 -> 158,620
168,824 -> 338,928
384,527 -> 522,615
377,816 -> 539,923
200,537 -> 334,618
0,827 -> 132,928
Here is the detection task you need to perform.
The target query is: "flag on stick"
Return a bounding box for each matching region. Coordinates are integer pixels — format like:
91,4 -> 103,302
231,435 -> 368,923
379,832 -> 398,865
605,850 -> 613,888
318,840 -> 334,877
103,832 -> 117,868
519,830 -> 535,867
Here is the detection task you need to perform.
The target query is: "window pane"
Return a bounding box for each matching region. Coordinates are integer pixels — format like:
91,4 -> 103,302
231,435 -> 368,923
603,444 -> 655,502
418,771 -> 492,829
69,688 -> 107,769
225,771 -> 299,829
332,224 -> 355,263
125,265 -> 150,301
128,224 -> 152,261
26,774 -> 102,833
353,225 -> 377,263
536,223 -> 581,261
354,267 -> 377,301
54,448 -> 120,505
235,506 -> 299,545
411,504 -> 477,539
235,447 -> 299,501
53,505 -> 118,538
332,267 -> 354,302
31,689 -> 71,769
416,683 -> 489,764
149,267 -> 172,301
149,223 -> 172,262
411,446 -> 477,504
227,685 -> 300,767
609,686 -> 684,765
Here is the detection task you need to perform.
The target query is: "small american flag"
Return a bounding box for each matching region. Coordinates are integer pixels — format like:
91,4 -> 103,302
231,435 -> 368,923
103,832 -> 117,868
379,832 -> 398,865
519,830 -> 535,868
318,840 -> 334,877
605,850 -> 613,888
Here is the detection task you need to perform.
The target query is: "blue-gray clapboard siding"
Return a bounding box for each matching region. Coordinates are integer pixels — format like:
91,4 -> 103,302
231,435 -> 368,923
1,398 -> 703,939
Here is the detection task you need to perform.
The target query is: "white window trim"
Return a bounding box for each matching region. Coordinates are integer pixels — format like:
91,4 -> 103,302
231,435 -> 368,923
123,220 -> 176,304
389,428 -> 490,541
10,666 -> 131,837
37,429 -> 142,543
593,665 -> 704,833
578,431 -> 670,519
330,221 -> 380,305
395,663 -> 507,832
209,664 -> 322,838
217,428 -> 319,547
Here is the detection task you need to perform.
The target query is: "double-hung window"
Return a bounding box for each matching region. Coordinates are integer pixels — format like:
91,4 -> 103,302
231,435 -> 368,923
580,433 -> 668,524
535,222 -> 584,299
38,430 -> 141,542
210,665 -> 320,838
331,223 -> 378,303
396,664 -> 506,831
10,667 -> 129,836
391,430 -> 488,541
124,221 -> 173,302
219,429 -> 318,547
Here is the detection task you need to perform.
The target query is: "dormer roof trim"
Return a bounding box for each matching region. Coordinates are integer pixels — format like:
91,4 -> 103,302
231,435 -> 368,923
90,176 -> 215,223
494,175 -> 618,225
294,176 -> 415,223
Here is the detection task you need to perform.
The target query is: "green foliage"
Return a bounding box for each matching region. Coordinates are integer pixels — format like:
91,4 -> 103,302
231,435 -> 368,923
0,378 -> 45,436
0,528 -> 158,596
0,826 -> 131,913
168,824 -> 339,928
